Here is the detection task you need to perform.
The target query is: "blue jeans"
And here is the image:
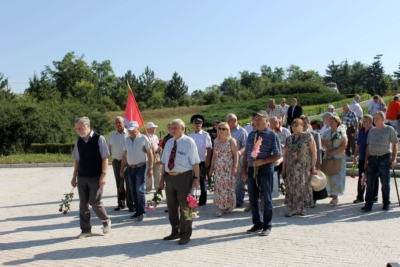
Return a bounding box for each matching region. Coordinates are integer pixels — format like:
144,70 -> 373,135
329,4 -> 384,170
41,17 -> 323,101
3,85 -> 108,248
247,164 -> 274,231
128,164 -> 146,216
235,171 -> 245,206
366,154 -> 391,208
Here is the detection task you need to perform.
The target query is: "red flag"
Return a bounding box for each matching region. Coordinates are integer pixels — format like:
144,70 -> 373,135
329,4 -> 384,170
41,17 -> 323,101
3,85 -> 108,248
124,90 -> 144,127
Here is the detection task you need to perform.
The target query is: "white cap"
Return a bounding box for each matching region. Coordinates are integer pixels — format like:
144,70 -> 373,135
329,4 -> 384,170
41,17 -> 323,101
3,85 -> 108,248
146,122 -> 158,129
327,104 -> 334,109
396,94 -> 400,98
127,121 -> 139,131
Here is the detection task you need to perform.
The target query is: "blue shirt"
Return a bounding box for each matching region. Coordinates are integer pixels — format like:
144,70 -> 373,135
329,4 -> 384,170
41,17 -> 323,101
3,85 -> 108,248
245,128 -> 282,167
231,125 -> 248,150
356,126 -> 374,161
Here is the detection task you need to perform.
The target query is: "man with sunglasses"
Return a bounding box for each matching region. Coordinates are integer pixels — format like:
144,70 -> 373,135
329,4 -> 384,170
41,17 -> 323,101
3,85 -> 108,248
227,113 -> 248,208
189,114 -> 212,206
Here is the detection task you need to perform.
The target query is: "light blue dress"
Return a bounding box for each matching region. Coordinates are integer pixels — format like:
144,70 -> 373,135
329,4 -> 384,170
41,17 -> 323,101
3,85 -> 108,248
321,126 -> 347,195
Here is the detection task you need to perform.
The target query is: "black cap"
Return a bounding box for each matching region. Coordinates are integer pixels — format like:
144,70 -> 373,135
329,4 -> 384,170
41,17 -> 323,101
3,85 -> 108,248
190,114 -> 205,123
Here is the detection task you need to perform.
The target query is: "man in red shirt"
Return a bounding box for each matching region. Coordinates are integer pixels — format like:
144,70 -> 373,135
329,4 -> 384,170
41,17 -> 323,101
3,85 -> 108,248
386,96 -> 400,133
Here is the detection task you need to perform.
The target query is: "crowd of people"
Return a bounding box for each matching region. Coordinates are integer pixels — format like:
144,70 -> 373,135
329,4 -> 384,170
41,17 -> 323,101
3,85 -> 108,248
69,93 -> 399,244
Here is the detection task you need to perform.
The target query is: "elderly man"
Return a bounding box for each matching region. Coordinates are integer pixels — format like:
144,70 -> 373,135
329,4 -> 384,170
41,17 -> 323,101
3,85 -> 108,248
350,95 -> 363,123
71,117 -> 111,239
108,116 -> 134,212
269,116 -> 290,185
159,119 -> 200,245
242,110 -> 282,236
386,96 -> 400,132
287,98 -> 303,133
145,122 -> 162,194
362,111 -> 398,212
353,115 -> 379,204
189,114 -> 212,206
341,104 -> 359,157
266,98 -> 285,121
120,121 -> 153,221
280,98 -> 289,125
368,95 -> 380,116
327,104 -> 339,117
227,113 -> 248,208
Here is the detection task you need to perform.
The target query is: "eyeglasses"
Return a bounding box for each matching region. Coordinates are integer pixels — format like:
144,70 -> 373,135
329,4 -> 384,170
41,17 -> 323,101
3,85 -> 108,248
218,128 -> 227,131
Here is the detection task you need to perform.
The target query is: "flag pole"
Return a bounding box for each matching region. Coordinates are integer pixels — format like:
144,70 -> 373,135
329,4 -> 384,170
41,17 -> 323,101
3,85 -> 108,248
125,80 -> 161,166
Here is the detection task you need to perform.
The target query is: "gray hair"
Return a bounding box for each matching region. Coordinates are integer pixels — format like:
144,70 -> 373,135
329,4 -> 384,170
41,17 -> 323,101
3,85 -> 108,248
363,114 -> 373,121
373,111 -> 385,119
74,116 -> 90,125
269,116 -> 279,123
114,116 -> 124,122
170,119 -> 185,129
342,104 -> 350,108
226,113 -> 237,121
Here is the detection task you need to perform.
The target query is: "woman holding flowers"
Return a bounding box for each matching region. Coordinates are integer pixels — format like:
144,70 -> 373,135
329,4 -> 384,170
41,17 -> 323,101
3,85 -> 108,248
281,118 -> 317,217
321,116 -> 348,206
209,122 -> 238,216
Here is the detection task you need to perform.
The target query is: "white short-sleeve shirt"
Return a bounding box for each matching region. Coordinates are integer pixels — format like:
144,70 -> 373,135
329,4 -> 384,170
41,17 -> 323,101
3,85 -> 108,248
124,133 -> 152,165
161,135 -> 201,172
146,133 -> 159,152
188,130 -> 212,162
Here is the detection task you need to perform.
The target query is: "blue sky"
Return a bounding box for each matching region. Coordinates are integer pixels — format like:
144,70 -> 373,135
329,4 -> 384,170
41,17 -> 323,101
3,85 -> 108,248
1,0 -> 399,94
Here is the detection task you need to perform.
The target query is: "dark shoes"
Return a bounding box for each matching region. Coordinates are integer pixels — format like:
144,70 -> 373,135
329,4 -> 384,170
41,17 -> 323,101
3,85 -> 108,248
361,206 -> 372,212
382,205 -> 390,211
236,204 -> 243,208
178,238 -> 190,245
247,224 -> 262,234
128,207 -> 135,212
130,213 -> 140,219
163,234 -> 180,241
198,203 -> 206,207
353,199 -> 363,204
114,206 -> 126,211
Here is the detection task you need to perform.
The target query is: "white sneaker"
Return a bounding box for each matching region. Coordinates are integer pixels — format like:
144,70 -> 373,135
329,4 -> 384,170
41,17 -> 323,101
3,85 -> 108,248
76,232 -> 93,239
103,219 -> 111,234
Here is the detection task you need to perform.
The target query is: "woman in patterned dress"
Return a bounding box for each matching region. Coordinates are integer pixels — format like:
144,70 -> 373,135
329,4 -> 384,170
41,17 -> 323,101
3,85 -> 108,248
281,119 -> 318,216
209,122 -> 238,217
321,116 -> 347,206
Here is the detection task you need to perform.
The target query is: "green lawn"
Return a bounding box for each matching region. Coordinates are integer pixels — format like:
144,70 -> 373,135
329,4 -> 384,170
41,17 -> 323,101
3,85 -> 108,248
0,154 -> 74,164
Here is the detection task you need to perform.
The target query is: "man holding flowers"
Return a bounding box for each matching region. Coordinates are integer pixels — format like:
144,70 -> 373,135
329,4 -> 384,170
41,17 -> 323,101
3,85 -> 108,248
159,119 -> 200,245
242,111 -> 282,236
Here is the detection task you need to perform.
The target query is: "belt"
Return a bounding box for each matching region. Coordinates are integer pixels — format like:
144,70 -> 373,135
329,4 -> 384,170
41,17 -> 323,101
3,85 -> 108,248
128,162 -> 146,168
370,153 -> 390,159
167,171 -> 190,176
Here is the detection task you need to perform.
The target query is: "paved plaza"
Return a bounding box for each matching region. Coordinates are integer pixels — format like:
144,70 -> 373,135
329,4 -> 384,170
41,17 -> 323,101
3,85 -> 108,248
0,166 -> 400,267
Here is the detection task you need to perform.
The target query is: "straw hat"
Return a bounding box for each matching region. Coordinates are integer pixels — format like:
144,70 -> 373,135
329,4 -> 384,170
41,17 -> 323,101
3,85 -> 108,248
310,170 -> 327,191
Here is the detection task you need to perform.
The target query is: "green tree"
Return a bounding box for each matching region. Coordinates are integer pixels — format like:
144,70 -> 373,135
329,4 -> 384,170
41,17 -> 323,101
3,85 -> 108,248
91,60 -> 117,96
0,72 -> 15,103
349,61 -> 367,92
393,63 -> 400,85
338,60 -> 351,93
220,77 -> 242,100
366,59 -> 384,95
324,60 -> 341,85
137,66 -> 155,104
377,75 -> 391,96
165,72 -> 188,106
285,65 -> 304,82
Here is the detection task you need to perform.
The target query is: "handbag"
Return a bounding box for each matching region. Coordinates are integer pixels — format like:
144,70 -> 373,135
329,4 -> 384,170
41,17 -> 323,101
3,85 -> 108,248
321,158 -> 342,175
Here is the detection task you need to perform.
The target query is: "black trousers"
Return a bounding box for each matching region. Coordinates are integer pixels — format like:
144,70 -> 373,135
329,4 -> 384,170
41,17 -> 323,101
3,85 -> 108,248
346,126 -> 356,156
199,162 -> 208,205
112,159 -> 134,209
356,160 -> 379,202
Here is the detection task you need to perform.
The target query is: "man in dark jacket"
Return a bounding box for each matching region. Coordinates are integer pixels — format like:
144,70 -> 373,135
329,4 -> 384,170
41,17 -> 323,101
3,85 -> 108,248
287,98 -> 303,133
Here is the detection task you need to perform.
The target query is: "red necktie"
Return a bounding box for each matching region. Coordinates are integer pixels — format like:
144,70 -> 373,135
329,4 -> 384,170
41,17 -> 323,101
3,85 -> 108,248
168,140 -> 177,170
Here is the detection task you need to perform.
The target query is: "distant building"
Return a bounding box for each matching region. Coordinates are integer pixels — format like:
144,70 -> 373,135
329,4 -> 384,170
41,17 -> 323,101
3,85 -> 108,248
325,82 -> 340,94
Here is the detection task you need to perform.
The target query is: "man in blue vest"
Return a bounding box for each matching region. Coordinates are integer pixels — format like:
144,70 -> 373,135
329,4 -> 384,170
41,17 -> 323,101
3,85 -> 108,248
71,117 -> 111,239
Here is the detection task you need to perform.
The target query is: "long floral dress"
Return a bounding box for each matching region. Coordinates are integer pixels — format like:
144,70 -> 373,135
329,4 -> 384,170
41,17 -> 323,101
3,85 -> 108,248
284,132 -> 314,211
213,139 -> 236,211
321,126 -> 347,195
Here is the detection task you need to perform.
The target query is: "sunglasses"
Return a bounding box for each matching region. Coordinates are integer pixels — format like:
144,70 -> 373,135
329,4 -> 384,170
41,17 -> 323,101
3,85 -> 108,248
218,128 -> 227,131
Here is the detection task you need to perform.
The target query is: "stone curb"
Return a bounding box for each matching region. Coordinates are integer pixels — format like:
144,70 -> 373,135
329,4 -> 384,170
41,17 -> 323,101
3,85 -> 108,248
0,162 -> 112,168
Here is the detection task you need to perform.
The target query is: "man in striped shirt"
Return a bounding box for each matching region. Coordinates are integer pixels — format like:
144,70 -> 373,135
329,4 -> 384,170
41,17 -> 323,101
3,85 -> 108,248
341,104 -> 359,157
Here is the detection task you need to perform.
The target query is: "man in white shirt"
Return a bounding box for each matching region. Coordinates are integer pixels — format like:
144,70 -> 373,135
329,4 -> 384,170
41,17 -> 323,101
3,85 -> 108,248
351,95 -> 363,124
266,98 -> 285,121
280,98 -> 289,126
145,122 -> 162,194
368,95 -> 380,116
120,121 -> 153,222
159,119 -> 200,245
108,116 -> 134,212
188,114 -> 212,206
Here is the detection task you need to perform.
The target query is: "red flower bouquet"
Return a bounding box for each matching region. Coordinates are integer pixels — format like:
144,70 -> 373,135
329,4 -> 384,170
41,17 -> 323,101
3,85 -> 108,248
183,194 -> 199,220
59,188 -> 74,215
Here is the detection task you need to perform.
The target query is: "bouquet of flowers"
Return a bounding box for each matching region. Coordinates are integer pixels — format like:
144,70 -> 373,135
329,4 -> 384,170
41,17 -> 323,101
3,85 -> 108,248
145,188 -> 163,216
59,188 -> 74,215
117,177 -> 125,193
251,134 -> 263,186
350,164 -> 357,178
183,194 -> 199,220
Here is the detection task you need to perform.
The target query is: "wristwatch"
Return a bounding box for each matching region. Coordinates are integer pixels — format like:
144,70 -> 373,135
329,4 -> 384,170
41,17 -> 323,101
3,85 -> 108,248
101,172 -> 107,175
193,176 -> 199,180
